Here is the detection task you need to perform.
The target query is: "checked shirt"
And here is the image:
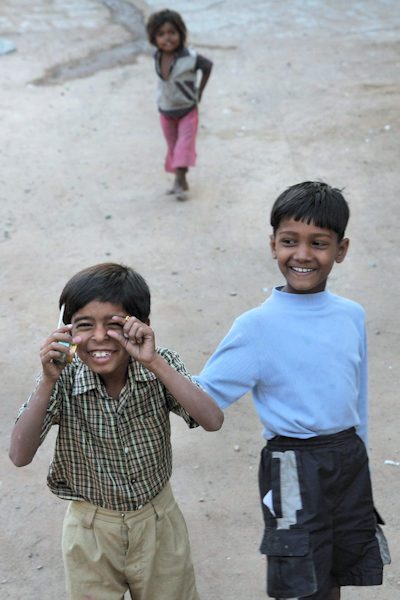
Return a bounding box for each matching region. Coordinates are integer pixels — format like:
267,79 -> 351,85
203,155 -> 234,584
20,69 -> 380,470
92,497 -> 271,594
17,348 -> 199,511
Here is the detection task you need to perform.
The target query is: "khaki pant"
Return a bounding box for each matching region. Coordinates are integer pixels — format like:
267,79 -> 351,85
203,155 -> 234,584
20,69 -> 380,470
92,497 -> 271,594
62,482 -> 200,600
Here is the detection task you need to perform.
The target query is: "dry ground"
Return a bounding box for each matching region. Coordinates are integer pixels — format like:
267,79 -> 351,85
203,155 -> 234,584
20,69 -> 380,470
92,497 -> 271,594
0,1 -> 399,598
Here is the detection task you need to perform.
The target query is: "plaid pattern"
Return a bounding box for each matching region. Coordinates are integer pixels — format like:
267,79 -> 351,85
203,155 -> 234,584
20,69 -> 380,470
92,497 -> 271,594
18,348 -> 199,511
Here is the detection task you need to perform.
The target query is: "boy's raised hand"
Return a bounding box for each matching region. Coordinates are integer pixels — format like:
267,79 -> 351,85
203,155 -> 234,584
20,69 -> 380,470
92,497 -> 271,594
40,324 -> 81,381
108,316 -> 157,367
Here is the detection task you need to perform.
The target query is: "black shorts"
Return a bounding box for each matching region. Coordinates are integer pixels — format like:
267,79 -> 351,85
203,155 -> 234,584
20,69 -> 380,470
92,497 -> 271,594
259,428 -> 385,599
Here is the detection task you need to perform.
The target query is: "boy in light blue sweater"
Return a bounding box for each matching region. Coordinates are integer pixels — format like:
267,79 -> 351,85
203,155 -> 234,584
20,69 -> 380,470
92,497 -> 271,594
195,182 -> 389,600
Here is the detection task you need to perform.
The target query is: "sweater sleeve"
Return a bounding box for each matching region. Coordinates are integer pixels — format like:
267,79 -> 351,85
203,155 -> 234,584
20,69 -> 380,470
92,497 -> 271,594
195,53 -> 213,74
194,317 -> 260,409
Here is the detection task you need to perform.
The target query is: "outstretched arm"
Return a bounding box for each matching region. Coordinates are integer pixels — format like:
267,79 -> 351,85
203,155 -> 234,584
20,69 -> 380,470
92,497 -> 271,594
9,325 -> 81,467
108,316 -> 224,431
197,68 -> 211,102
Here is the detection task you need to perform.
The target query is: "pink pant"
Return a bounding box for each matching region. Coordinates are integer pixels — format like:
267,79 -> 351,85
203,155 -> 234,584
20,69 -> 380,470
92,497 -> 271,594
160,108 -> 198,173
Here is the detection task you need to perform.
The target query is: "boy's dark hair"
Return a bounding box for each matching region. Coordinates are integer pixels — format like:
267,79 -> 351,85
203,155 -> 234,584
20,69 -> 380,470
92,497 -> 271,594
270,181 -> 350,242
59,263 -> 151,325
146,9 -> 187,47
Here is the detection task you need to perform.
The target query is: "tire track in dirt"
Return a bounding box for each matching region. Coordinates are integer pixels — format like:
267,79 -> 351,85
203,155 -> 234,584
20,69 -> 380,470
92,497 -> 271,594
32,0 -> 150,85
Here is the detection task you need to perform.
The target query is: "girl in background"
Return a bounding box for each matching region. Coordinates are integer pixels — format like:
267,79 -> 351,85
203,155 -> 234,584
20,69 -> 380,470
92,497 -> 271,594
147,10 -> 213,201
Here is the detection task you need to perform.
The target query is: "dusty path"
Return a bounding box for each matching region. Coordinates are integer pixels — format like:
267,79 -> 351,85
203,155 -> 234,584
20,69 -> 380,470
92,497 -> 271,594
0,1 -> 399,598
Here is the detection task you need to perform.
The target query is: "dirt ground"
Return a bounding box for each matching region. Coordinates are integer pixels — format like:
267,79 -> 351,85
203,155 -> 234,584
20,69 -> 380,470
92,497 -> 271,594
0,1 -> 399,598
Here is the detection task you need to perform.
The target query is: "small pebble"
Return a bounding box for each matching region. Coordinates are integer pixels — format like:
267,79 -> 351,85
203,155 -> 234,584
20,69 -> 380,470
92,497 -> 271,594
234,445 -> 240,452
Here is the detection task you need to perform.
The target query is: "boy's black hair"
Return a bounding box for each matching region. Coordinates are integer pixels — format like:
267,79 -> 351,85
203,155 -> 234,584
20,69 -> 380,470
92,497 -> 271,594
146,9 -> 187,47
59,263 -> 151,325
270,181 -> 350,242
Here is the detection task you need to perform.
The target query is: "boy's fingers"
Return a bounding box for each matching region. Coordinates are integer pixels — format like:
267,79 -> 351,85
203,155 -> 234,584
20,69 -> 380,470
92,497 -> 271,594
41,327 -> 74,349
56,324 -> 74,333
109,323 -> 152,347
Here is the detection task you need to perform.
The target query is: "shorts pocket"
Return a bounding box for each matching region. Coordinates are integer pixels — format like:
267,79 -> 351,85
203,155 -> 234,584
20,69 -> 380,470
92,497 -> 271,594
261,528 -> 317,598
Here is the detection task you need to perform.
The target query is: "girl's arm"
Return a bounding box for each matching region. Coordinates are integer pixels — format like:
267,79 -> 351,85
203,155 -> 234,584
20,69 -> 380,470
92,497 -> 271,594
198,69 -> 211,102
196,54 -> 213,102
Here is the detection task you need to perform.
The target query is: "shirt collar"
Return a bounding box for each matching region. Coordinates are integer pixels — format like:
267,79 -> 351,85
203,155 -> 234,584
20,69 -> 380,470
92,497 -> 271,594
154,45 -> 189,61
72,357 -> 157,396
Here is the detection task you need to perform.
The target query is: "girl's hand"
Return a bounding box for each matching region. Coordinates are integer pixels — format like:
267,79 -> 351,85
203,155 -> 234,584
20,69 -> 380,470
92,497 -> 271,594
40,325 -> 81,380
108,316 -> 157,367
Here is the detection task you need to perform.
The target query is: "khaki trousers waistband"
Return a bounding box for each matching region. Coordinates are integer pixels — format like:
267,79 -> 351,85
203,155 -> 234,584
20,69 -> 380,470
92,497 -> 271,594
70,481 -> 174,528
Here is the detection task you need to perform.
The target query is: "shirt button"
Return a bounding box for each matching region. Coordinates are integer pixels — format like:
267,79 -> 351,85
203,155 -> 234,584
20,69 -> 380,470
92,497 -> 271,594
124,447 -> 129,454
131,478 -> 135,484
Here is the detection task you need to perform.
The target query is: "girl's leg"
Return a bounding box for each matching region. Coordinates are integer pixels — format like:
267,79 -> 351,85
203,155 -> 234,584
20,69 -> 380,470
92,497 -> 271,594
175,167 -> 188,191
159,115 -> 179,175
172,109 -> 199,198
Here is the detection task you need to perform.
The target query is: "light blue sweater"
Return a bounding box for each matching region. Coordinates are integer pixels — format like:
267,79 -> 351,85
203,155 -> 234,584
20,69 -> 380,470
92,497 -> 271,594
195,287 -> 368,446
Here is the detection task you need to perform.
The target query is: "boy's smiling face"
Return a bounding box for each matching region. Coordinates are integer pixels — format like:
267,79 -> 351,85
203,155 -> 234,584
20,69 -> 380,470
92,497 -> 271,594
71,300 -> 131,384
270,218 -> 349,294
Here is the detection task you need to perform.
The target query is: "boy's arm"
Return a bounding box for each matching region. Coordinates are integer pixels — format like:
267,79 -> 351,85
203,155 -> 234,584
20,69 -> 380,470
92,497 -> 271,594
10,376 -> 59,467
356,326 -> 369,449
109,317 -> 223,431
9,324 -> 81,467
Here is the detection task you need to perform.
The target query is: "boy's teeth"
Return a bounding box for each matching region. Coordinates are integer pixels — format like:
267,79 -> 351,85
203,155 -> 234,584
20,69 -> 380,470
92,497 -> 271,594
92,351 -> 111,358
292,267 -> 314,272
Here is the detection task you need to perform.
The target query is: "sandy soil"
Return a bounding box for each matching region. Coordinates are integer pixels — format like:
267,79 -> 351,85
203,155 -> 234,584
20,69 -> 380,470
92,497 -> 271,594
0,1 -> 399,598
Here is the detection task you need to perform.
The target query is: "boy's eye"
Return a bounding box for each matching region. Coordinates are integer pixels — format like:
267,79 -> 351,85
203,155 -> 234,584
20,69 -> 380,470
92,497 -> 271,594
75,322 -> 92,329
281,238 -> 296,245
108,322 -> 123,329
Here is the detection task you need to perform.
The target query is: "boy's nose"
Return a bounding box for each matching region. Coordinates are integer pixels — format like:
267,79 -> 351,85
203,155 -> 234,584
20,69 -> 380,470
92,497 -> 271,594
294,243 -> 312,260
93,325 -> 109,341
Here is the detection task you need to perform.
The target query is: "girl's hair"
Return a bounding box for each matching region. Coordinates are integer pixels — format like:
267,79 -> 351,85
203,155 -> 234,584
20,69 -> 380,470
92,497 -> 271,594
146,9 -> 187,47
59,263 -> 151,324
270,181 -> 350,242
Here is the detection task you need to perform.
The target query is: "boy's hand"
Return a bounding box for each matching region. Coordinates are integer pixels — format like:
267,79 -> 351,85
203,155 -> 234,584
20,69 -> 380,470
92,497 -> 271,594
108,316 -> 157,367
40,325 -> 81,381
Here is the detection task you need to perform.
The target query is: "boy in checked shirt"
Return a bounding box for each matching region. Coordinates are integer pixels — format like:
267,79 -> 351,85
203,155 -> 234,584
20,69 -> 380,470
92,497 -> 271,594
10,262 -> 223,600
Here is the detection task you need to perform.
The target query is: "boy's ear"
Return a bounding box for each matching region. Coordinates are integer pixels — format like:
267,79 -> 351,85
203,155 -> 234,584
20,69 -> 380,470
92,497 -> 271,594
146,318 -> 150,326
335,237 -> 350,264
270,234 -> 277,259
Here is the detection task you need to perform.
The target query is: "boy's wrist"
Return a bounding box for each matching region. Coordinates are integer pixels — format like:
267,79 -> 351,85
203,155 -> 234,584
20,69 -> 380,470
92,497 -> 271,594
39,371 -> 59,391
140,353 -> 164,374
